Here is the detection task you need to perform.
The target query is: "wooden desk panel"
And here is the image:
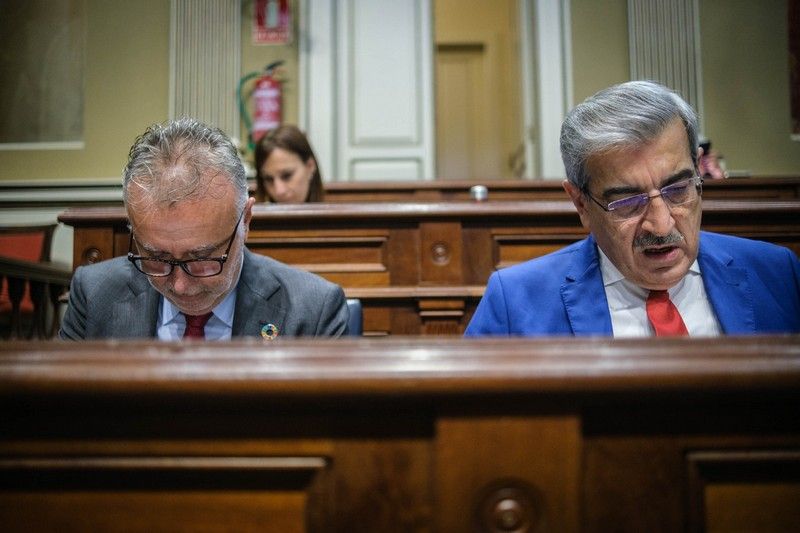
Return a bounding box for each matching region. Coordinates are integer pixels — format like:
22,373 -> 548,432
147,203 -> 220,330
323,177 -> 800,202
1,337 -> 799,532
59,200 -> 800,335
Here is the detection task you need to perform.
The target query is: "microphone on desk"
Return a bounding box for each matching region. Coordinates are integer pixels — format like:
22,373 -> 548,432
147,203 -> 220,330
470,185 -> 488,202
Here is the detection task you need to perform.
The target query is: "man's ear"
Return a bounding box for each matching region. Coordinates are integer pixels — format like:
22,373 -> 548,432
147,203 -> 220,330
696,145 -> 705,172
562,179 -> 592,229
563,179 -> 586,213
242,196 -> 256,236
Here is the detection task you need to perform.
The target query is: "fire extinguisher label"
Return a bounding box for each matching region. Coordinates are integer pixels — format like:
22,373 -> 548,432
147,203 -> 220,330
252,78 -> 282,140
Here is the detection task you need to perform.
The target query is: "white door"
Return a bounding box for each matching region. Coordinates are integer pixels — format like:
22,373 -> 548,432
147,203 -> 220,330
300,0 -> 436,181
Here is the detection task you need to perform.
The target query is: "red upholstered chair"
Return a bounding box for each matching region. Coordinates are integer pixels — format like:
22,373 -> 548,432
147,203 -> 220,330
0,224 -> 63,339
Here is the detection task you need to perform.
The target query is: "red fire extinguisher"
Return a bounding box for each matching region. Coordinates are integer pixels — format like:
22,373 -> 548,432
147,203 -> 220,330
238,60 -> 284,151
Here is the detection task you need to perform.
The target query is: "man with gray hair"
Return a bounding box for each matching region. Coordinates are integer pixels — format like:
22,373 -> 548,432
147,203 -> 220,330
60,117 -> 349,340
466,80 -> 799,336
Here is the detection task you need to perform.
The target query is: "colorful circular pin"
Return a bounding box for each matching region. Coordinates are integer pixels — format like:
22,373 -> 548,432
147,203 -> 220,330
260,323 -> 279,340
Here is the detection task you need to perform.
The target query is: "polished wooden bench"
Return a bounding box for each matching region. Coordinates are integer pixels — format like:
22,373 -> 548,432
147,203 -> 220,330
320,176 -> 800,202
59,199 -> 800,335
1,337 -> 799,532
4,177 -> 797,209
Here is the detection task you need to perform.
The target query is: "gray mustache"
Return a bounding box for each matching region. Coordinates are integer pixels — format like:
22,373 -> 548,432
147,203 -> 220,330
634,232 -> 684,248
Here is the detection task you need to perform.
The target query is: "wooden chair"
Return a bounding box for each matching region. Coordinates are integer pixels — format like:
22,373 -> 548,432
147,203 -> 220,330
0,224 -> 70,339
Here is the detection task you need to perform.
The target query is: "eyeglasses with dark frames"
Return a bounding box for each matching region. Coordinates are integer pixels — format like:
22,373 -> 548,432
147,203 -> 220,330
583,176 -> 703,220
127,210 -> 244,278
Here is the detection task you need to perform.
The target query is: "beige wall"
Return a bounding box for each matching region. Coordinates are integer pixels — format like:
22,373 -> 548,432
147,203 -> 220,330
700,0 -> 800,175
2,1 -> 797,182
0,0 -> 303,183
0,0 -> 170,182
569,0 -> 630,104
434,0 -> 522,179
569,0 -> 800,176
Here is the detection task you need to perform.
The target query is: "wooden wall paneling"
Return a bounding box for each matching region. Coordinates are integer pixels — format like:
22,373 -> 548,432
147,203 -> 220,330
386,226 -> 421,286
1,337 -> 800,530
58,200 -> 800,335
582,434 -> 688,532
419,221 -> 463,285
461,226 -> 496,285
321,177 -> 800,203
493,232 -> 587,270
435,413 -> 581,533
246,229 -> 392,288
71,226 -> 116,268
0,405 -> 334,532
0,456 -> 322,533
686,450 -> 800,533
317,437 -> 434,532
581,398 -> 800,532
699,199 -> 800,257
346,286 -> 483,336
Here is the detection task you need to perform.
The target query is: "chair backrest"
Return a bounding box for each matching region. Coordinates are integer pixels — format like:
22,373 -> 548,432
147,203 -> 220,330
346,298 -> 362,336
0,223 -> 62,338
0,224 -> 58,313
0,224 -> 56,262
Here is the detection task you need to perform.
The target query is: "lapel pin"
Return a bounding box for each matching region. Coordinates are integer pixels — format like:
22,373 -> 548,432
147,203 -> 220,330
260,323 -> 279,340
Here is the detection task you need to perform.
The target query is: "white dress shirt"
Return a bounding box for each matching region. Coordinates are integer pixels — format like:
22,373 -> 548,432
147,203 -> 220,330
598,248 -> 722,337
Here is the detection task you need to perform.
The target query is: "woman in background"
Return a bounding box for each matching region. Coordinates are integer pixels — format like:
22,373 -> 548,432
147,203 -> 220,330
254,124 -> 324,203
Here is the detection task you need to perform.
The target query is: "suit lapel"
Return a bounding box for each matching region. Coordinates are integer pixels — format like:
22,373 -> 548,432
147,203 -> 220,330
232,250 -> 286,337
560,236 -> 613,335
112,273 -> 160,338
697,234 -> 754,334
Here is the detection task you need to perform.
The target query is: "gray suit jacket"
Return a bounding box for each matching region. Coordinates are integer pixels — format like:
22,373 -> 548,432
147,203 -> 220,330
59,249 -> 349,339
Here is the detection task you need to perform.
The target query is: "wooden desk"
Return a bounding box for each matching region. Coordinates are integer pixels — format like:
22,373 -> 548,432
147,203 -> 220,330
59,200 -> 800,335
323,177 -> 800,202
1,337 -> 799,532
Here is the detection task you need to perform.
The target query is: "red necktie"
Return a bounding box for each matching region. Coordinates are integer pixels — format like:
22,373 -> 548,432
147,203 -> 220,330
183,312 -> 213,339
646,290 -> 689,336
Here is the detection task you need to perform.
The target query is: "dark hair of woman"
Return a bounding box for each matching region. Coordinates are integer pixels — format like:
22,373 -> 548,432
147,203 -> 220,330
254,124 -> 325,203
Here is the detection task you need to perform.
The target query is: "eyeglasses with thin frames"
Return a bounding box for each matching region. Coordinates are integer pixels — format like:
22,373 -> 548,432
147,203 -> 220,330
583,176 -> 703,220
127,210 -> 244,278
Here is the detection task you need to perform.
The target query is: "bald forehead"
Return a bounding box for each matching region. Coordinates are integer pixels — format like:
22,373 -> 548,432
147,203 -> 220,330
126,172 -> 239,224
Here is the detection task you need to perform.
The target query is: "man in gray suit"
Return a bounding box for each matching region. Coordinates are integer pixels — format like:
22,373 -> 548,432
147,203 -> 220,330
60,117 -> 349,340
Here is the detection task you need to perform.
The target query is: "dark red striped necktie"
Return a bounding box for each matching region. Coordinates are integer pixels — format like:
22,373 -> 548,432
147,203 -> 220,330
183,312 -> 213,339
646,290 -> 689,336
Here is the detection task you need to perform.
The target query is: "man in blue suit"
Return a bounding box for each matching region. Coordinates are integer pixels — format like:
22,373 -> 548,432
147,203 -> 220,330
466,81 -> 800,337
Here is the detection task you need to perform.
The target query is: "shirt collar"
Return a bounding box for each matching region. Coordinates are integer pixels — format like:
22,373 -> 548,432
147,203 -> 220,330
597,245 -> 702,293
162,287 -> 237,328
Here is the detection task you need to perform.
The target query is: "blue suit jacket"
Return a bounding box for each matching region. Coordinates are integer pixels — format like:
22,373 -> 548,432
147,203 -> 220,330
465,232 -> 800,336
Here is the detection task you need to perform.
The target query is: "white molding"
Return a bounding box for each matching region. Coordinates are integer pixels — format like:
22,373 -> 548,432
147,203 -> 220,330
0,142 -> 85,151
519,0 -> 537,179
169,0 -> 177,121
627,0 -> 703,131
169,0 -> 241,135
300,0 -> 337,181
533,0 -> 571,179
0,178 -> 119,187
419,0 -> 436,179
519,0 -> 572,179
0,181 -> 122,204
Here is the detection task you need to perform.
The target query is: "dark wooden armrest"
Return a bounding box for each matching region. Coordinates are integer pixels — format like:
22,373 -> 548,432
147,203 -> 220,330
0,256 -> 72,286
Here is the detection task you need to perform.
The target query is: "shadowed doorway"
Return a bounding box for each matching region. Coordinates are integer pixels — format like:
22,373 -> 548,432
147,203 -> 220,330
434,0 -> 524,180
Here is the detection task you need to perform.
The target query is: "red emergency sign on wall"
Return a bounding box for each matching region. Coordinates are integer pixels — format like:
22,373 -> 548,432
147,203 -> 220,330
253,0 -> 292,45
